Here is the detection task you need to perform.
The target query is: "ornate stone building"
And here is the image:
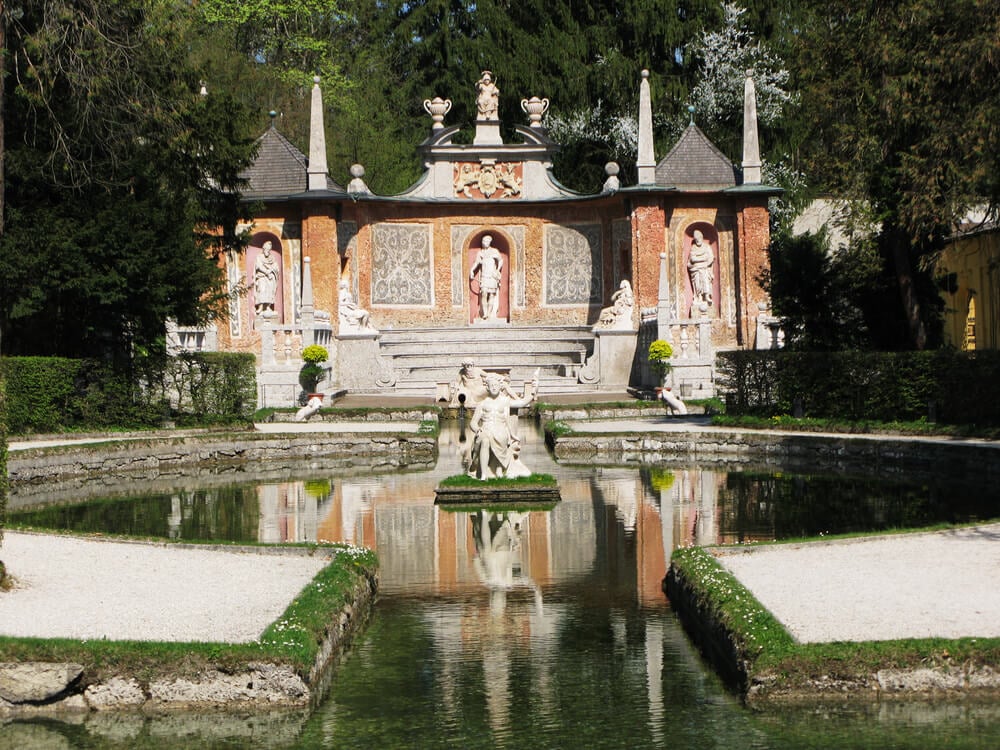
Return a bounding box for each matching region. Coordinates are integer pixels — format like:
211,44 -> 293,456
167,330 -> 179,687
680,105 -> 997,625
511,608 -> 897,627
196,72 -> 778,405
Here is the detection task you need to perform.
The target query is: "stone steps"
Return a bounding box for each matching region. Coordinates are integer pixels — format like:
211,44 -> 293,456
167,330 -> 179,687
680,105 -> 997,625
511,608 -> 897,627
377,325 -> 597,397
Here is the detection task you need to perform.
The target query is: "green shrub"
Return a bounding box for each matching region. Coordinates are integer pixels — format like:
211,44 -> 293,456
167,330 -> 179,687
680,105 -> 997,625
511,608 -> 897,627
0,353 -> 256,433
717,349 -> 1000,426
301,344 -> 328,364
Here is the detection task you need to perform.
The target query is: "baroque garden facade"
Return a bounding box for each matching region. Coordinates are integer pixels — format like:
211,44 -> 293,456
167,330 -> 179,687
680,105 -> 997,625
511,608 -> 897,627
175,71 -> 779,406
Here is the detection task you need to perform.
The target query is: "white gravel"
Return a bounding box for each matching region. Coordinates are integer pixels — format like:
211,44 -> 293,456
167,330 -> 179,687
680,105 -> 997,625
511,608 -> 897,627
0,532 -> 330,643
715,524 -> 1000,643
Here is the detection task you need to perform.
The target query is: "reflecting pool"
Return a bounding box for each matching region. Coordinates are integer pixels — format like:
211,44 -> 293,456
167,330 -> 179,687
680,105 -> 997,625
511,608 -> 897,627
6,420 -> 1000,748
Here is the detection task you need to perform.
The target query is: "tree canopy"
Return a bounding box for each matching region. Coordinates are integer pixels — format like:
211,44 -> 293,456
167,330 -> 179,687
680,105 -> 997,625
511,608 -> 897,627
0,0 -> 257,359
792,0 -> 1000,349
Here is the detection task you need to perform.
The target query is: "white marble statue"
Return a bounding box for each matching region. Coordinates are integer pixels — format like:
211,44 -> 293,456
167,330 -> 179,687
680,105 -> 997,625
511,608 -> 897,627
660,387 -> 688,415
688,229 -> 714,308
595,279 -> 635,330
338,280 -> 377,334
294,395 -> 323,421
475,71 -> 500,121
470,234 -> 503,320
465,370 -> 539,480
450,359 -> 489,407
253,241 -> 279,314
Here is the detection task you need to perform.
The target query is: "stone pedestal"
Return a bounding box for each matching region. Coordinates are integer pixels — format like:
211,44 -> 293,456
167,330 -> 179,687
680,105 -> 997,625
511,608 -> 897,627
473,120 -> 502,145
336,333 -> 391,393
579,329 -> 637,390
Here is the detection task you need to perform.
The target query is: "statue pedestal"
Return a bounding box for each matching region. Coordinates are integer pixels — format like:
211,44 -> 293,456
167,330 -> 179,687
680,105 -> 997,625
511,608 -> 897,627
335,333 -> 389,393
580,329 -> 637,390
473,120 -> 502,145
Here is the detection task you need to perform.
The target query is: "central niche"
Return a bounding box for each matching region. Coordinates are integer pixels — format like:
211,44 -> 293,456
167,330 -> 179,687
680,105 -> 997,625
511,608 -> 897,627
467,231 -> 511,324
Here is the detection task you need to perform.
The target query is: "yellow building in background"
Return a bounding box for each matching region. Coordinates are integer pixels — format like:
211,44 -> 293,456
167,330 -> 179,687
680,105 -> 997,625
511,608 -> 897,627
938,222 -> 1000,350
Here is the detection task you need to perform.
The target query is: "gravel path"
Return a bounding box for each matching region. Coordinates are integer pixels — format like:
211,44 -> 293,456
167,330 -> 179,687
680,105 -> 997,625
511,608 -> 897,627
0,533 -> 330,643
715,524 -> 1000,643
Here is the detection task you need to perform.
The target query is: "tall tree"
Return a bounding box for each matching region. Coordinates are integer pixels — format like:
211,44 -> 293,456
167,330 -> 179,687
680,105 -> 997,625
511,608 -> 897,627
0,0 -> 257,358
794,0 -> 1000,349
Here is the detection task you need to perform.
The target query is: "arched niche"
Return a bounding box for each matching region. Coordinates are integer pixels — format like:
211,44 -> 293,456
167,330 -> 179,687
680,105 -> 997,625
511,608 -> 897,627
682,222 -> 720,318
467,230 -> 511,324
246,232 -> 285,325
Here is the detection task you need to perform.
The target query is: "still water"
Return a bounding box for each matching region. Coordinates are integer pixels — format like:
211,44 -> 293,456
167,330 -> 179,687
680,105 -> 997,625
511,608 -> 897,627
6,420 -> 1000,749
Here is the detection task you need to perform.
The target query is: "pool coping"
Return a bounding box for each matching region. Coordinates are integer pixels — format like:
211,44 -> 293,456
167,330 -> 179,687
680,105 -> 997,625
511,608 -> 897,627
664,538 -> 1000,707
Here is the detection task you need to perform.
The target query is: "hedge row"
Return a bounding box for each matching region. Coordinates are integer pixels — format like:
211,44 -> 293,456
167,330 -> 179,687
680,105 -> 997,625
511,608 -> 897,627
717,350 -> 1000,426
0,353 -> 257,434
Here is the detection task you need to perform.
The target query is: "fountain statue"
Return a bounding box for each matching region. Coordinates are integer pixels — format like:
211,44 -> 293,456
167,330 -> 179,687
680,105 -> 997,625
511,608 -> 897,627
464,370 -> 539,480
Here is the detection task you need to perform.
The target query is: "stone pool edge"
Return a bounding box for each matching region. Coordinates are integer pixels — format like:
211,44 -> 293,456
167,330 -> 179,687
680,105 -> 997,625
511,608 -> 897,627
664,545 -> 1000,707
0,545 -> 378,717
7,430 -> 437,486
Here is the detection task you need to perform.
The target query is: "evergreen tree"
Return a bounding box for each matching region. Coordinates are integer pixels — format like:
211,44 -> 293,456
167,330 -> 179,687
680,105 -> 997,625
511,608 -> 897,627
0,0 -> 257,359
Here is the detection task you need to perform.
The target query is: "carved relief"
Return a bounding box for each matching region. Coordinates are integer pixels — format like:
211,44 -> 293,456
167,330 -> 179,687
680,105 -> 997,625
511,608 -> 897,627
544,224 -> 603,305
454,162 -> 523,199
371,223 -> 433,306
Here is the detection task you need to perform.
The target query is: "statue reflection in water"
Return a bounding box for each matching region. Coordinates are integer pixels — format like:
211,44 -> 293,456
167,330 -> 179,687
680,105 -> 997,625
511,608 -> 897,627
471,510 -> 543,617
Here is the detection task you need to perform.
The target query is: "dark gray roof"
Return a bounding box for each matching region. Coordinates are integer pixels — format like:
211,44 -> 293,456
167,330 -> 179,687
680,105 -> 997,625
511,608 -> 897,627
655,124 -> 738,191
239,126 -> 344,199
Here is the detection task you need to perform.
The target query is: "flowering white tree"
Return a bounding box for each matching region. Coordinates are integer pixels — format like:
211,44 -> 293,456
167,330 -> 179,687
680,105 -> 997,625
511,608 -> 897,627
688,3 -> 797,129
546,101 -> 639,164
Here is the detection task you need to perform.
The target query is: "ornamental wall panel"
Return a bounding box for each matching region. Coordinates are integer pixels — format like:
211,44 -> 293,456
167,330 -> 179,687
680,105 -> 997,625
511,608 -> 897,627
544,224 -> 603,305
371,223 -> 433,306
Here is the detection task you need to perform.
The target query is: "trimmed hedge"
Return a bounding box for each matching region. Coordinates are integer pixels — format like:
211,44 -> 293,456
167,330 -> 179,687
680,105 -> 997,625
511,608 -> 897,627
717,350 -> 1000,426
0,353 -> 257,434
1,373 -> 6,548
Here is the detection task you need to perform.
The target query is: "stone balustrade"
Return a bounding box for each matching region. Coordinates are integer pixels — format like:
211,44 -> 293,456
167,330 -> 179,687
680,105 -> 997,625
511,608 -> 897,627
259,318 -> 333,366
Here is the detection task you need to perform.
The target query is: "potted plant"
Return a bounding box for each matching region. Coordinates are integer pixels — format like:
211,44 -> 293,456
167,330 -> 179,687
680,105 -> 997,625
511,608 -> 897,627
300,344 -> 329,400
647,339 -> 674,390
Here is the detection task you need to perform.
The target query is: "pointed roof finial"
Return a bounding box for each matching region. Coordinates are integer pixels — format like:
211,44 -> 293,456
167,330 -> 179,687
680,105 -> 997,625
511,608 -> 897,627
307,75 -> 329,191
688,105 -> 696,125
741,75 -> 762,184
637,69 -> 656,185
269,110 -> 278,129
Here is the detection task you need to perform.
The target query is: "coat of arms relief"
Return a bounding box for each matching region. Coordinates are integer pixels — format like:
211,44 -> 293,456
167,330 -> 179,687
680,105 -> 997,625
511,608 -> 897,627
454,161 -> 523,199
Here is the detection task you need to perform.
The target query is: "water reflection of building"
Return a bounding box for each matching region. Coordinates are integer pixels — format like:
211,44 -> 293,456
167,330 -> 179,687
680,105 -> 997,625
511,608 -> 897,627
169,463 -> 755,738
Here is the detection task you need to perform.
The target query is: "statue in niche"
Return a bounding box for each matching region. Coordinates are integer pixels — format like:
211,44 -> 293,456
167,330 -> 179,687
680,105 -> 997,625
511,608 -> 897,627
338,280 -> 377,334
594,279 -> 635,330
253,241 -> 279,314
469,234 -> 503,320
688,229 -> 715,308
465,370 -> 539,480
475,71 -> 500,121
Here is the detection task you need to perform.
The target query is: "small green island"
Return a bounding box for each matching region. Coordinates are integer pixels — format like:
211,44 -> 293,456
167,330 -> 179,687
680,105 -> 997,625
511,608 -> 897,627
434,473 -> 561,506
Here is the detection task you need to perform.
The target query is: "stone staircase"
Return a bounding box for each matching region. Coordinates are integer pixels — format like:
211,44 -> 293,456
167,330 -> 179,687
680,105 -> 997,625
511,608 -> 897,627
376,325 -> 599,398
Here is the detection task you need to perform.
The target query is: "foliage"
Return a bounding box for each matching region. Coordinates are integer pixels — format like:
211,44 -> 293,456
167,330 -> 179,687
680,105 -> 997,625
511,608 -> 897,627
438,473 -> 557,488
793,0 -> 1000,349
543,420 -> 573,439
683,3 -> 797,154
761,229 -> 874,350
301,344 -> 329,364
0,373 -> 6,548
716,349 -> 1000,426
0,0 -> 257,359
299,364 -> 325,393
0,354 -> 256,434
648,339 -> 674,377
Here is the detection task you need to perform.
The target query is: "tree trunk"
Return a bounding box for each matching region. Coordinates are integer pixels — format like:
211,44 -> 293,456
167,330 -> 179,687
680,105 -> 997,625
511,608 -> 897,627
886,226 -> 926,350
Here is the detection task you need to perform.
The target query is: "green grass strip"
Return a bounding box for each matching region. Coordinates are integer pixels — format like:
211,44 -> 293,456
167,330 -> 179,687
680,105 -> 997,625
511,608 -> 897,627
437,473 -> 556,488
0,543 -> 377,682
670,545 -> 1000,697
